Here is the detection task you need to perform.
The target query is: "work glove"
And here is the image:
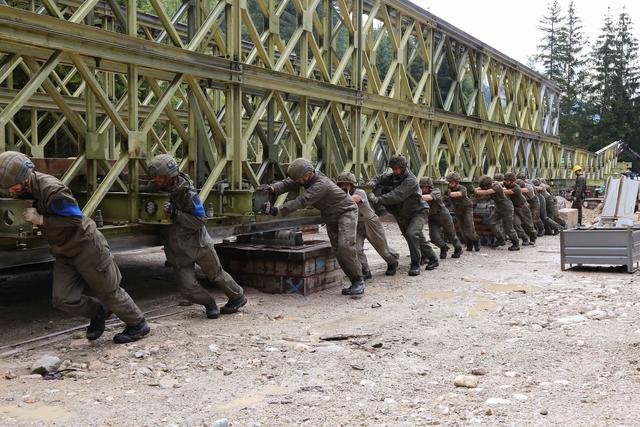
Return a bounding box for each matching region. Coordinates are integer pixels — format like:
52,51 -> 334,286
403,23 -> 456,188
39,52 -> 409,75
163,201 -> 175,216
368,193 -> 378,204
256,184 -> 274,193
269,206 -> 279,216
23,208 -> 43,226
366,180 -> 377,188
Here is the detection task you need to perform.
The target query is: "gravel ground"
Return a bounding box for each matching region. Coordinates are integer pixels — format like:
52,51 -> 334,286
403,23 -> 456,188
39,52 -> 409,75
1,221 -> 639,426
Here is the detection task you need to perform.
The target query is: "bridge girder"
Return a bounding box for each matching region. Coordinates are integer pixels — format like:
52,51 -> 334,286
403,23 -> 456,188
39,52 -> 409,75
0,0 -> 620,224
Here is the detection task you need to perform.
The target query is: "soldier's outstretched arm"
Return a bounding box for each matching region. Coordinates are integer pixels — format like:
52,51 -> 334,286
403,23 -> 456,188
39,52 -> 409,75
173,188 -> 207,230
280,182 -> 327,215
377,178 -> 416,205
40,188 -> 84,230
271,178 -> 299,196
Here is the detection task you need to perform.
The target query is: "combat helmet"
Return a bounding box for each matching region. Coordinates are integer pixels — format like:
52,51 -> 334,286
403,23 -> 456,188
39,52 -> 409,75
504,172 -> 517,181
479,175 -> 493,189
388,154 -> 408,169
287,158 -> 314,180
419,177 -> 434,187
446,172 -> 461,183
0,151 -> 35,189
335,172 -> 357,186
148,154 -> 179,179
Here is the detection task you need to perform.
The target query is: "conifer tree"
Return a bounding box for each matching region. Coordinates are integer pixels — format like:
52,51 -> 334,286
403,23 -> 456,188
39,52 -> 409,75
536,0 -> 566,82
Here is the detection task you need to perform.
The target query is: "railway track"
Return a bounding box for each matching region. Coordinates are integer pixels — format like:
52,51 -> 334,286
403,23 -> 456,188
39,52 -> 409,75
0,303 -> 190,358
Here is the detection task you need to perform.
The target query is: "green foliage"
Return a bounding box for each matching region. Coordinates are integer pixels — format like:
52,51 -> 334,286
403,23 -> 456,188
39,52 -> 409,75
533,2 -> 640,169
536,0 -> 566,82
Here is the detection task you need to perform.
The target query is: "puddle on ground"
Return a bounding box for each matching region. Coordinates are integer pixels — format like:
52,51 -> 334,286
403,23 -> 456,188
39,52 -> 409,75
319,314 -> 374,329
215,385 -> 287,411
467,300 -> 498,317
424,291 -> 460,299
0,405 -> 72,422
481,283 -> 541,293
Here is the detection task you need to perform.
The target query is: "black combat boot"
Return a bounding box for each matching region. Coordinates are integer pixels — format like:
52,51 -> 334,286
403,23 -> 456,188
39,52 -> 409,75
385,261 -> 398,276
220,295 -> 247,314
466,242 -> 474,252
86,304 -> 112,341
425,257 -> 439,271
473,240 -> 481,252
452,247 -> 462,258
204,300 -> 220,319
522,238 -> 530,246
537,230 -> 545,237
113,319 -> 150,344
342,279 -> 365,295
419,254 -> 428,265
439,245 -> 449,259
408,262 -> 421,276
529,238 -> 536,246
362,270 -> 373,281
508,243 -> 520,251
490,239 -> 505,248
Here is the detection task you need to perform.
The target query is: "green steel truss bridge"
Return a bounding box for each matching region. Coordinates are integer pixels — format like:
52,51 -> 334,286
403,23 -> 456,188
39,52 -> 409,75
0,0 -> 623,265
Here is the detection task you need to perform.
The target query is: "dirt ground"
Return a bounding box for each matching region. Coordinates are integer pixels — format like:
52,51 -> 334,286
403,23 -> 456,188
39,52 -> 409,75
1,220 -> 639,426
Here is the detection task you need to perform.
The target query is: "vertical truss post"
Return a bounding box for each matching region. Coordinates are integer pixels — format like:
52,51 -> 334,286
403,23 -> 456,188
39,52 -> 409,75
226,0 -> 243,189
85,10 -> 98,197
127,0 -> 140,222
352,0 -> 363,178
187,0 -> 201,181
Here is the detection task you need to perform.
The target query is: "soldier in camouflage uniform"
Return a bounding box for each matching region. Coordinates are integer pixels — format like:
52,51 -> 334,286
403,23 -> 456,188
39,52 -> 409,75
444,172 -> 480,252
266,158 -> 365,295
503,172 -> 537,245
368,155 -> 439,276
0,151 -> 149,344
475,175 -> 520,251
146,154 -> 247,318
517,173 -> 545,237
539,179 -> 567,230
533,178 -> 563,235
419,177 -> 462,259
335,172 -> 399,280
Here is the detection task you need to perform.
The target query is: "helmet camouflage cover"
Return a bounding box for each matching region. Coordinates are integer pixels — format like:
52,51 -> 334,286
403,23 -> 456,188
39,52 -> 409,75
446,172 -> 461,183
0,151 -> 35,189
419,177 -> 434,187
335,172 -> 357,186
479,175 -> 493,189
388,155 -> 408,169
287,158 -> 314,180
148,154 -> 179,179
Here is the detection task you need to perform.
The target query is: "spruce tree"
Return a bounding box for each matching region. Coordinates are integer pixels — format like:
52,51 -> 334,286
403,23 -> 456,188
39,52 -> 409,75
557,1 -> 588,147
613,8 -> 640,164
536,0 -> 566,83
589,8 -> 617,114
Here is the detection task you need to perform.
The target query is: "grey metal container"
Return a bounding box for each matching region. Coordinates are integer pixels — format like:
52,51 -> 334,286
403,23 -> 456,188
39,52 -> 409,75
560,228 -> 640,273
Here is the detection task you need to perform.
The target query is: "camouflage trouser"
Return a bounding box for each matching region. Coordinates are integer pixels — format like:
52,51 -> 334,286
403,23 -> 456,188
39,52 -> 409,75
356,217 -> 399,272
514,205 -> 537,241
572,198 -> 584,224
326,209 -> 362,282
539,194 -> 562,234
528,197 -> 545,235
428,212 -> 462,250
547,201 -> 567,228
453,206 -> 479,244
52,249 -> 144,326
397,212 -> 437,265
173,244 -> 244,306
489,205 -> 519,244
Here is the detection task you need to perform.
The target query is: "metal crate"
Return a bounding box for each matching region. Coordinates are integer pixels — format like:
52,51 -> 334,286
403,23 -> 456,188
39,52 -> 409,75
560,228 -> 640,273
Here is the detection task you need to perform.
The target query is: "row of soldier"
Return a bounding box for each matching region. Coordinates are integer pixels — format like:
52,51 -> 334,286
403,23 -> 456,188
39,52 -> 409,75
0,151 -> 577,343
